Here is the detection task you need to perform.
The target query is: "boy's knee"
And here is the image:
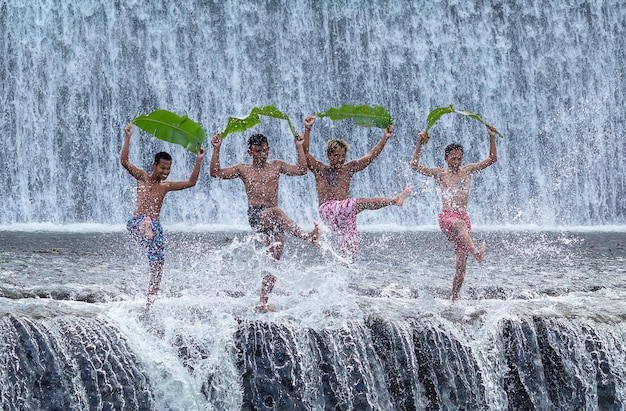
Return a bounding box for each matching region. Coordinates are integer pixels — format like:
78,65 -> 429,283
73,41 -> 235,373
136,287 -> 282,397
262,206 -> 282,219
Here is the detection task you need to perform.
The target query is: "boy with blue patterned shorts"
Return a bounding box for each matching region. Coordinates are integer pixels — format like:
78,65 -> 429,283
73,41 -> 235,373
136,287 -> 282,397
121,123 -> 205,312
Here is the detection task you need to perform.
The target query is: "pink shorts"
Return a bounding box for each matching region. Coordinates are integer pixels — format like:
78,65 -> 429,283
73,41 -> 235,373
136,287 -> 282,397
319,198 -> 359,248
438,210 -> 471,253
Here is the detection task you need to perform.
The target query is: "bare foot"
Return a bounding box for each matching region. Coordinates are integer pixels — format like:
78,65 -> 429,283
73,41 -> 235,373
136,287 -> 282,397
256,304 -> 277,313
308,222 -> 321,247
475,241 -> 486,263
395,184 -> 412,207
140,217 -> 155,239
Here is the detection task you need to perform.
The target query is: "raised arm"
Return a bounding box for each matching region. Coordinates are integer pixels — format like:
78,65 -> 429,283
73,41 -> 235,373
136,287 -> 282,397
349,125 -> 393,172
168,146 -> 206,191
120,124 -> 147,180
210,134 -> 241,179
465,124 -> 498,174
302,115 -> 315,154
301,115 -> 326,174
279,133 -> 308,176
410,130 -> 440,177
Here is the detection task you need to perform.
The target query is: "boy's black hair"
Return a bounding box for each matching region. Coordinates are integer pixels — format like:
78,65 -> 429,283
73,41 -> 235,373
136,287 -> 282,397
444,143 -> 464,157
248,133 -> 268,149
154,152 -> 172,164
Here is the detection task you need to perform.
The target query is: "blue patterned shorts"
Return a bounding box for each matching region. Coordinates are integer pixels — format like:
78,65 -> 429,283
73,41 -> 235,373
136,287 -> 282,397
126,215 -> 165,263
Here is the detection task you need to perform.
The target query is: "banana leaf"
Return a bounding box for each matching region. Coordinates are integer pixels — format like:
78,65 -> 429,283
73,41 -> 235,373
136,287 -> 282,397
131,109 -> 206,154
424,104 -> 503,138
221,105 -> 297,139
316,104 -> 392,129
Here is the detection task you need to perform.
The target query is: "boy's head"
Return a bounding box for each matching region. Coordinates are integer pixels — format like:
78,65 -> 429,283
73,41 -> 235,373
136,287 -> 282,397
444,143 -> 463,157
326,139 -> 349,155
154,152 -> 172,165
444,143 -> 464,170
152,152 -> 172,180
247,133 -> 270,164
248,134 -> 268,150
326,139 -> 349,168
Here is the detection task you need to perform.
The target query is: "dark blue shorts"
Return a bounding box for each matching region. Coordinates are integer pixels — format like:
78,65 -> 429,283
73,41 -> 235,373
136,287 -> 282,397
126,215 -> 164,263
247,206 -> 284,236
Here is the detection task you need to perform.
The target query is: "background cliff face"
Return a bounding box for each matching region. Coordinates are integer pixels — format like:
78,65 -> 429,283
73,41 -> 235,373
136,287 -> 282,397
1,0 -> 624,227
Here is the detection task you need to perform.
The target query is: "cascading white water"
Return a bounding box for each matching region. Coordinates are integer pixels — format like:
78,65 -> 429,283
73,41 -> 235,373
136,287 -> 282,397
1,0 -> 624,227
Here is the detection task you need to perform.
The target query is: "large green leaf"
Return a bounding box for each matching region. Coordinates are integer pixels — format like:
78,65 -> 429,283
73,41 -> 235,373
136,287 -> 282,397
131,109 -> 206,154
221,105 -> 296,139
425,105 -> 456,132
424,104 -> 503,138
220,113 -> 262,139
316,104 -> 392,129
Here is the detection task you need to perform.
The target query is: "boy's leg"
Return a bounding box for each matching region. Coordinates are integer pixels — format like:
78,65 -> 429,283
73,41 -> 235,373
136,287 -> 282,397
264,233 -> 285,260
258,269 -> 277,312
140,217 -> 155,239
145,261 -> 164,312
261,208 -> 320,246
143,222 -> 165,312
340,241 -> 358,262
451,251 -> 469,301
451,220 -> 485,263
355,184 -> 412,213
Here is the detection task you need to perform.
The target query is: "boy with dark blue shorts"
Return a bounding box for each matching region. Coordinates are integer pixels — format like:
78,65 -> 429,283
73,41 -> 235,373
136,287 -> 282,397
121,123 -> 205,312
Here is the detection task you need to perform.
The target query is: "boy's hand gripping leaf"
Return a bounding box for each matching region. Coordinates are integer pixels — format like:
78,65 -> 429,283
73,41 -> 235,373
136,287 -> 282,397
221,105 -> 296,139
316,104 -> 392,129
131,109 -> 206,154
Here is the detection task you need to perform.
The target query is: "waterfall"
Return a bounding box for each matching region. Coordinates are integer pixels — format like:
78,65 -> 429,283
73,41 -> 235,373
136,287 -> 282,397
0,0 -> 624,227
0,315 -> 154,410
2,313 -> 624,410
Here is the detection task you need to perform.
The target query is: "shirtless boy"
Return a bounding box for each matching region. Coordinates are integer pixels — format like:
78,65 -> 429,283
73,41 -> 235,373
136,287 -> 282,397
303,115 -> 412,260
120,123 -> 205,312
411,124 -> 498,301
210,131 -> 320,312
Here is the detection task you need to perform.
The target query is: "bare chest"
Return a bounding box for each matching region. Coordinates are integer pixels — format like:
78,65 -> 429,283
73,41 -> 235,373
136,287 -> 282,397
242,165 -> 280,187
137,181 -> 168,199
438,172 -> 472,193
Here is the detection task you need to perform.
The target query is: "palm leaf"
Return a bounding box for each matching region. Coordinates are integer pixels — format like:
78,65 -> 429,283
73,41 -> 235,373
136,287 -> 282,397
424,104 -> 503,138
316,104 -> 392,129
221,105 -> 296,139
131,109 -> 206,154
